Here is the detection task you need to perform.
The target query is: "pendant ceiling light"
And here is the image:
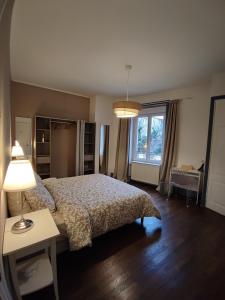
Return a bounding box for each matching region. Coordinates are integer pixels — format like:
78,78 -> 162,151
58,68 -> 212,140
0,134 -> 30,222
113,65 -> 141,118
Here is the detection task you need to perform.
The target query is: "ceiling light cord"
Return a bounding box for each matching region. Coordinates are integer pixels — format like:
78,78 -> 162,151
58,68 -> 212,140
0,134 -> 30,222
126,67 -> 130,102
113,64 -> 140,118
125,65 -> 132,102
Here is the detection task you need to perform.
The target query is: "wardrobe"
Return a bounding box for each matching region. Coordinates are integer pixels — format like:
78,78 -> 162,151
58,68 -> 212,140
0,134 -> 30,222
34,116 -> 95,179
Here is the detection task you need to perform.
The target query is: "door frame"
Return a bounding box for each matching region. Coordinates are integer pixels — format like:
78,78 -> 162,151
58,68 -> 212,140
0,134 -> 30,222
202,95 -> 225,205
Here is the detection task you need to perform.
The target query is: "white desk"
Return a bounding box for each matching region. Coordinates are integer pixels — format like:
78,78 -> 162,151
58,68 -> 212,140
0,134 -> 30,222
168,168 -> 203,207
3,209 -> 60,300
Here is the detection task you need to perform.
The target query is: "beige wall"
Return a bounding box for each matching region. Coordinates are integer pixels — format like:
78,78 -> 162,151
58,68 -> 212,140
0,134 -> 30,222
11,81 -> 90,140
0,1 -> 14,299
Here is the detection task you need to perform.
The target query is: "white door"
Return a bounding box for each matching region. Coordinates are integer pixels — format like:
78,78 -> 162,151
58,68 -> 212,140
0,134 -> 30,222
206,99 -> 225,215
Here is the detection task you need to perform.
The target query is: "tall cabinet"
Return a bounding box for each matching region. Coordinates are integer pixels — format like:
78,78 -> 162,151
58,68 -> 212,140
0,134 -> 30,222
84,122 -> 96,175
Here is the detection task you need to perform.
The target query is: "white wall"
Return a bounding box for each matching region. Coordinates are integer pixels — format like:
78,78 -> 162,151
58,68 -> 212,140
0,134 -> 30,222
90,95 -> 116,174
205,71 -> 225,211
210,72 -> 225,96
98,83 -> 211,184
91,83 -> 211,184
0,1 -> 14,299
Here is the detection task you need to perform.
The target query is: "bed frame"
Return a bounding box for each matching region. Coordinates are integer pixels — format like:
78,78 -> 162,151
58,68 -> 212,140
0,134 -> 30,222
56,217 -> 145,254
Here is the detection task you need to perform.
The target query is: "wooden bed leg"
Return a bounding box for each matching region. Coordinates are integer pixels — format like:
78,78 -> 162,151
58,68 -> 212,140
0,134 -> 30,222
141,217 -> 144,226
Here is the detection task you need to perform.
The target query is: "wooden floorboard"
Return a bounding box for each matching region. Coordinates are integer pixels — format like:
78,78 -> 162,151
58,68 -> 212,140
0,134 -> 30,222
24,182 -> 225,300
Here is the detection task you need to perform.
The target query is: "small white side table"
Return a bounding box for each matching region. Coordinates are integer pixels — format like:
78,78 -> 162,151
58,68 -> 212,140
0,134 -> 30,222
168,168 -> 203,207
3,209 -> 60,300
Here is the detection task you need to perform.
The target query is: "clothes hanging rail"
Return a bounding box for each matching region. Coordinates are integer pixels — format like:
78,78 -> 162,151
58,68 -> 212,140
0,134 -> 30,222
51,120 -> 75,125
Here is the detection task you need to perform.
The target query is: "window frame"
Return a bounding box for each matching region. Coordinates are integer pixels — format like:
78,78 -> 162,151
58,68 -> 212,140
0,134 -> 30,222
132,109 -> 166,166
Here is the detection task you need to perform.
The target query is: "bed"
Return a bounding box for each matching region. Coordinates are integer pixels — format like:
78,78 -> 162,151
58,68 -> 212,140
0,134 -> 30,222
8,174 -> 161,251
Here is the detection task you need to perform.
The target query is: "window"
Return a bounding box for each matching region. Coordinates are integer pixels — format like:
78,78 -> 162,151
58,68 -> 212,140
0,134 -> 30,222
132,108 -> 166,165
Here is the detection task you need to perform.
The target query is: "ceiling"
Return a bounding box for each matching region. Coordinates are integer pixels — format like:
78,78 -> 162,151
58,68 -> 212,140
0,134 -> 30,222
10,0 -> 225,97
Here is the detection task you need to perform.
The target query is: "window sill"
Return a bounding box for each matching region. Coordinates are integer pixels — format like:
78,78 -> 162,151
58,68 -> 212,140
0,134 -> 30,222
131,161 -> 161,167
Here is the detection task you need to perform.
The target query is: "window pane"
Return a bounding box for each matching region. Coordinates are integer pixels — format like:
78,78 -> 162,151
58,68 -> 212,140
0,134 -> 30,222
136,116 -> 148,160
149,115 -> 164,163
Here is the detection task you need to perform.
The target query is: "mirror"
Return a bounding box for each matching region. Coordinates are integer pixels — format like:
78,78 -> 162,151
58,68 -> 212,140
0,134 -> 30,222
15,117 -> 32,160
99,124 -> 110,174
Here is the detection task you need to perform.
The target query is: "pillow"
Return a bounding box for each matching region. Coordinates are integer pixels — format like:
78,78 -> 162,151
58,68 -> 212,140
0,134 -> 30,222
25,176 -> 56,213
42,177 -> 57,185
7,192 -> 32,217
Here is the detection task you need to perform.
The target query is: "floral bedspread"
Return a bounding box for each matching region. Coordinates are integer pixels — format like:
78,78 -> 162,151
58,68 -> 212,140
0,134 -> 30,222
45,174 -> 160,251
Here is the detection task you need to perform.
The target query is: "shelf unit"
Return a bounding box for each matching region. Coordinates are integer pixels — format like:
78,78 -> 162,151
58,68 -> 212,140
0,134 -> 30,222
84,122 -> 96,175
17,253 -> 53,296
35,116 -> 51,179
3,209 -> 60,300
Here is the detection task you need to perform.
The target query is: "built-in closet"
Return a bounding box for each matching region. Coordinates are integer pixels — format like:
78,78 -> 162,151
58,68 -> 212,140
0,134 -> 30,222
34,116 -> 95,179
51,120 -> 76,178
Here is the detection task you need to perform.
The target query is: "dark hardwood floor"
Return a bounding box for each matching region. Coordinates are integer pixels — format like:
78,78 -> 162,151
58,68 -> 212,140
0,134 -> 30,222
24,182 -> 225,300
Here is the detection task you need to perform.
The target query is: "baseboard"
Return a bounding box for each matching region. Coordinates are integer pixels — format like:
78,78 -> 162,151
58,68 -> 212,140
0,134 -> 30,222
206,202 -> 225,216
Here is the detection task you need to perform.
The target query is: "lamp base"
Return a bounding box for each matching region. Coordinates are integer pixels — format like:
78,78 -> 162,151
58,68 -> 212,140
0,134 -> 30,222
11,218 -> 34,234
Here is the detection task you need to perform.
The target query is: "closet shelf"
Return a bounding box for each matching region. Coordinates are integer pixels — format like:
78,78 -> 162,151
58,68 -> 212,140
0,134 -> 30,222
36,129 -> 50,131
35,116 -> 52,179
38,173 -> 50,176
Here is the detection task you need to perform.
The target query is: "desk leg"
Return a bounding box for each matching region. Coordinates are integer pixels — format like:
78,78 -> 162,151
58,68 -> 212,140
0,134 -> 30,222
8,255 -> 22,300
196,192 -> 199,206
167,184 -> 172,200
186,190 -> 190,208
50,240 -> 59,300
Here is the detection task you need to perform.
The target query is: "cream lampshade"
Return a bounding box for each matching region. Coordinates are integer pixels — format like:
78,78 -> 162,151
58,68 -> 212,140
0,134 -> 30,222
11,140 -> 24,158
3,160 -> 37,233
113,101 -> 141,118
3,160 -> 36,192
113,65 -> 141,118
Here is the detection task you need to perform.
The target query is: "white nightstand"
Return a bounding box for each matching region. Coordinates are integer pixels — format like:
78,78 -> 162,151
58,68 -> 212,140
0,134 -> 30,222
3,209 -> 60,300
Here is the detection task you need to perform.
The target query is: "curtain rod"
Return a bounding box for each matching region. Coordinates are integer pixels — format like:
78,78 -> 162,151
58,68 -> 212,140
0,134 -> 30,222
141,100 -> 171,108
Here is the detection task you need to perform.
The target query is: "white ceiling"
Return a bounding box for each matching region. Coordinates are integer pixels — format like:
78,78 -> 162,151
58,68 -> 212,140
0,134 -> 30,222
11,0 -> 225,97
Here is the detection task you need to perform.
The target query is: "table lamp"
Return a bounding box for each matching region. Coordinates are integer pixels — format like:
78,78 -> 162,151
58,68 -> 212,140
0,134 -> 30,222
11,140 -> 24,159
3,160 -> 37,233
